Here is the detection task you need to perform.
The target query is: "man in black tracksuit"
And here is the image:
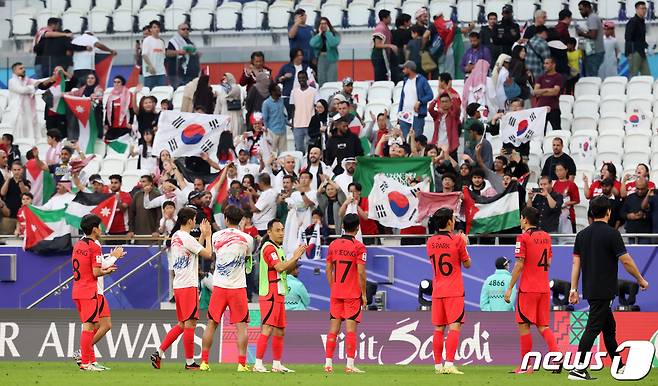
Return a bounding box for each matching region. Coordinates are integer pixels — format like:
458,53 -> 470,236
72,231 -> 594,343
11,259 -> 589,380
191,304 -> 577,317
325,115 -> 364,175
492,5 -> 520,56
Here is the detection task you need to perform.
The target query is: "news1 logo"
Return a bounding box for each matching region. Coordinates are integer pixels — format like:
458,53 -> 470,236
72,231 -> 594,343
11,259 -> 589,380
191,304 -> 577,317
521,340 -> 656,381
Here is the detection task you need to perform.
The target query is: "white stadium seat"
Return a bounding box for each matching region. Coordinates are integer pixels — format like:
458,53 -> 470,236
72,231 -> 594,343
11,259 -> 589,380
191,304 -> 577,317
457,1 -> 481,23
89,7 -> 111,33
164,8 -> 189,30
574,77 -> 601,98
572,95 -> 600,119
297,4 -> 318,27
484,0 -> 507,16
572,116 -> 598,133
150,86 -> 174,103
627,95 -> 653,113
113,8 -> 135,33
62,9 -> 86,34
100,158 -> 126,175
627,76 -> 653,95
348,3 -> 370,27
598,0 -> 621,19
368,81 -> 394,103
139,7 -> 163,30
542,1 -> 566,21
190,7 -> 215,31
242,1 -> 268,29
269,3 -> 293,29
559,94 -> 574,114
146,0 -> 169,10
599,94 -> 627,115
623,152 -> 651,170
561,113 -> 572,132
597,114 -> 625,136
568,0 -> 585,20
70,0 -> 94,10
37,10 -> 60,31
321,4 -> 344,28
515,0 -> 539,21
319,84 -> 340,101
598,134 -> 624,155
365,102 -> 391,122
375,1 -> 399,21
601,76 -> 628,96
43,0 -> 68,13
171,0 -> 195,9
117,0 -> 143,12
403,0 -> 428,19
625,133 -> 652,153
216,2 -> 242,30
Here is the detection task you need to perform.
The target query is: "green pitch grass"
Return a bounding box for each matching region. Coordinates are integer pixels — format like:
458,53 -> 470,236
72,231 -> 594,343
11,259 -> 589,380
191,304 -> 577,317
1,362 -> 656,386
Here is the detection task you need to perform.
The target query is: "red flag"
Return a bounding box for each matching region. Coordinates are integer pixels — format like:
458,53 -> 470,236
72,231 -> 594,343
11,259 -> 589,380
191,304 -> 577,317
207,169 -> 228,213
95,53 -> 114,89
417,191 -> 462,221
63,96 -> 91,126
91,195 -> 118,230
126,65 -> 141,88
461,187 -> 478,234
20,207 -> 54,250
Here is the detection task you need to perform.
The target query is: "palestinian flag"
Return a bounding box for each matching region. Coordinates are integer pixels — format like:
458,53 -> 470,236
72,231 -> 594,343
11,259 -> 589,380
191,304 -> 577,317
65,192 -> 117,231
106,134 -> 131,155
49,69 -> 67,115
20,205 -> 72,254
126,65 -> 141,88
462,184 -> 520,234
95,53 -> 114,89
25,159 -> 55,206
174,158 -> 229,215
64,95 -> 99,154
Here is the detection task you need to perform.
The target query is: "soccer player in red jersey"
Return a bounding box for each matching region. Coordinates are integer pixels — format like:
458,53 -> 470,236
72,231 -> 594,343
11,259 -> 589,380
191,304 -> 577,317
151,208 -> 213,370
504,206 -> 560,374
253,218 -> 306,373
324,213 -> 368,374
426,208 -> 471,375
72,214 -> 124,371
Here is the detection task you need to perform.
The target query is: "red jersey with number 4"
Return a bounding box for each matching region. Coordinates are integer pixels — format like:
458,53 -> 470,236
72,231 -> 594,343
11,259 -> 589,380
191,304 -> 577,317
427,232 -> 470,298
327,235 -> 367,299
72,238 -> 102,300
515,228 -> 552,293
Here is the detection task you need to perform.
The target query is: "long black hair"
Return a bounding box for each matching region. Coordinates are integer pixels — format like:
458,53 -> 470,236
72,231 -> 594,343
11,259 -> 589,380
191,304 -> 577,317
217,131 -> 236,161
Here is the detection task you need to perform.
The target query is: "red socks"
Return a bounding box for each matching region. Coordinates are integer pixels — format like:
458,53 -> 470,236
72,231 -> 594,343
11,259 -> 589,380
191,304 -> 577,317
201,349 -> 209,363
345,332 -> 357,359
272,335 -> 284,361
238,355 -> 246,366
159,325 -> 184,352
541,329 -> 559,353
520,333 -> 533,362
433,330 -> 444,364
183,328 -> 194,360
80,330 -> 94,365
256,334 -> 269,359
445,330 -> 460,362
325,333 -> 337,359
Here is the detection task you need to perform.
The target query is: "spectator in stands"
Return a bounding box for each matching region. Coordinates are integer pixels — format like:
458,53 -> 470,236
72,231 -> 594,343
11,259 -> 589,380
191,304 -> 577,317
192,72 -> 216,114
8,62 -> 40,141
44,129 -> 63,166
405,25 -> 423,77
33,18 -> 71,77
133,93 -> 159,137
576,0 -> 605,77
39,23 -> 90,78
285,261 -> 310,310
310,17 -> 340,86
261,83 -> 286,153
215,72 -> 245,138
217,131 -> 237,164
340,182 -> 378,244
492,5 -> 520,56
235,149 -> 261,181
438,72 -> 460,101
480,257 -> 515,311
565,38 -> 582,95
398,61 -> 433,138
525,26 -> 551,80
247,173 -> 278,236
553,163 -> 580,233
291,71 -> 317,152
165,23 -> 200,89
527,175 -> 562,233
272,155 -> 298,191
372,9 -> 396,81
34,145 -> 72,184
555,10 -> 573,44
1,162 -> 30,222
69,72 -> 104,138
105,75 -> 134,141
461,32 -> 492,77
326,115 -> 364,175
307,99 -> 328,149
41,179 -> 75,211
303,146 -> 334,189
72,172 -> 105,194
534,57 -> 563,132
626,1 -> 650,77
317,178 -> 346,235
584,162 -> 621,199
599,21 -> 620,78
289,9 -> 315,68
240,51 -> 272,92
509,45 -> 532,102
245,72 -> 271,128
276,48 -> 314,117
39,66 -> 71,139
480,13 -> 498,59
622,177 -> 651,243
428,93 -> 460,160
594,178 -> 623,228
107,175 -> 132,241
275,174 -> 294,225
541,138 -> 576,181
622,164 -> 655,198
491,54 -> 512,109
13,192 -> 32,236
464,122 -> 493,169
523,10 -> 547,41
222,180 -> 249,213
0,135 -> 20,165
470,168 -> 497,197
237,113 -> 268,164
141,20 -> 166,88
392,13 -> 413,83
641,180 -> 658,235
334,158 -> 356,194
71,31 -> 116,87
135,129 -> 156,173
0,151 -> 9,187
128,175 -> 161,240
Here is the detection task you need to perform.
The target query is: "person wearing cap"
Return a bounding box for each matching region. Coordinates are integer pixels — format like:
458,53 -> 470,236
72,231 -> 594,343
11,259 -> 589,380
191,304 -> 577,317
461,32 -> 492,77
285,261 -> 310,311
310,17 -> 340,86
591,178 -> 622,229
626,1 -> 650,77
329,77 -> 356,107
289,8 -> 315,68
325,115 -> 364,175
73,173 -> 108,194
576,0 -> 605,77
480,257 -> 515,311
492,5 -> 520,56
235,147 -> 261,181
371,9 -> 397,81
398,60 -> 433,138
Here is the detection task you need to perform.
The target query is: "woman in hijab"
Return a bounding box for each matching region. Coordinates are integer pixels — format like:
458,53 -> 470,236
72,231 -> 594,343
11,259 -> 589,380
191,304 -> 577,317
307,99 -> 328,148
245,71 -> 270,129
491,54 -> 512,110
192,72 -> 216,114
69,72 -> 104,140
461,59 -> 498,114
509,45 -> 532,102
214,72 -> 244,137
104,75 -> 134,141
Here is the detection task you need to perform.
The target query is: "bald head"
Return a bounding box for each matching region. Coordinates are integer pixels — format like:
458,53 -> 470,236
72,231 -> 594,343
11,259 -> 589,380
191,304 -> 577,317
284,155 -> 295,172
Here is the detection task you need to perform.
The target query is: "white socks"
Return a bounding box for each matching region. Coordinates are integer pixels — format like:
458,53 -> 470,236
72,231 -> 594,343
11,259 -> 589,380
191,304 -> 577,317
346,358 -> 355,368
157,348 -> 164,356
325,358 -> 333,367
255,358 -> 263,367
444,361 -> 454,367
186,358 -> 195,365
272,360 -> 282,368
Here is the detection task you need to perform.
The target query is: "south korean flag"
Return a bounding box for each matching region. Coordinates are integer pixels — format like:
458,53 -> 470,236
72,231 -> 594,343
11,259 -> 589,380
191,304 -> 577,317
367,173 -> 431,229
501,107 -> 548,147
153,110 -> 231,158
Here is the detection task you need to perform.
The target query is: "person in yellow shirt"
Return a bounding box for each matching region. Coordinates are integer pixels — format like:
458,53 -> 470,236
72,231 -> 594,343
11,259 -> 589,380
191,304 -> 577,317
566,37 -> 583,95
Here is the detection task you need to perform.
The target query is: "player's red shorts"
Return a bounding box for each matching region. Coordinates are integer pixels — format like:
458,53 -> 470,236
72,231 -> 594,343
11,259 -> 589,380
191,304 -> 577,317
174,287 -> 199,322
259,295 -> 286,328
432,296 -> 465,326
75,297 -> 99,324
207,287 -> 249,324
97,294 -> 110,318
329,298 -> 363,323
516,292 -> 550,326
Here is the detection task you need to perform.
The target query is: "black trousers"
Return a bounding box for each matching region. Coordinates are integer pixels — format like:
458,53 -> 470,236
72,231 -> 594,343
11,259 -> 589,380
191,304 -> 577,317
577,299 -> 620,364
545,109 -> 561,133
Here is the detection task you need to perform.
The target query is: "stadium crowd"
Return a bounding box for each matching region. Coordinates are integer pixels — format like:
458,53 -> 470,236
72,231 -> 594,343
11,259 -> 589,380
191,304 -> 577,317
2,0 -> 656,254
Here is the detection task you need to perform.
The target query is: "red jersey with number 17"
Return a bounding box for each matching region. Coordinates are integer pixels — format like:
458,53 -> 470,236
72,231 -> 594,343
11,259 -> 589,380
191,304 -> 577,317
72,238 -> 102,300
327,235 -> 367,299
426,232 -> 470,298
515,228 -> 552,293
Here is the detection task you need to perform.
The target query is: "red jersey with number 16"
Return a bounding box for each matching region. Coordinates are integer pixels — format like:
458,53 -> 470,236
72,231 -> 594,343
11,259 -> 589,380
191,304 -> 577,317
426,232 -> 470,298
327,235 -> 367,299
72,238 -> 102,300
515,228 -> 552,293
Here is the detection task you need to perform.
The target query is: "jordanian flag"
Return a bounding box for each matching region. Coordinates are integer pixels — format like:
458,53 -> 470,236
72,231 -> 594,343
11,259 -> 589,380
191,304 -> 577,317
462,184 -> 520,234
51,69 -> 67,114
106,134 -> 131,155
64,96 -> 99,154
95,53 -> 114,89
65,192 -> 117,231
20,205 -> 71,254
25,159 -> 55,206
353,156 -> 434,196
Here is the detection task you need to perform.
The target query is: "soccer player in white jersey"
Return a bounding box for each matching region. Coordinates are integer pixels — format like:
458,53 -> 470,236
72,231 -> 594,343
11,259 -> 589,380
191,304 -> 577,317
200,205 -> 255,372
151,208 -> 213,370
